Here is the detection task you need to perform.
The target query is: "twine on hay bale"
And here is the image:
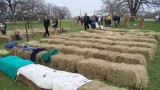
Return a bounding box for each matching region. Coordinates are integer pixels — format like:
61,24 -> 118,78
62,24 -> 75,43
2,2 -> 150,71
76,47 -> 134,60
107,63 -> 148,88
77,58 -> 111,80
50,53 -> 84,72
16,75 -> 50,90
77,80 -> 106,90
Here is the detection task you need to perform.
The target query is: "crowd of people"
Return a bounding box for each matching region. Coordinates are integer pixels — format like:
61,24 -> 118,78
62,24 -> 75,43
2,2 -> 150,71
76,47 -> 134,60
75,13 -> 121,30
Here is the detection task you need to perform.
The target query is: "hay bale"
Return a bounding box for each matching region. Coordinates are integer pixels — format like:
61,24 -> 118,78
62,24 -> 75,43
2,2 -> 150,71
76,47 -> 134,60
10,34 -> 24,40
23,50 -> 32,60
98,85 -> 128,90
77,80 -> 106,90
50,53 -> 84,72
107,63 -> 148,88
129,47 -> 154,61
16,75 -> 50,90
25,41 -> 40,47
35,51 -> 47,65
22,33 -> 34,39
0,36 -> 12,43
16,49 -> 24,58
115,53 -> 146,66
77,59 -> 111,80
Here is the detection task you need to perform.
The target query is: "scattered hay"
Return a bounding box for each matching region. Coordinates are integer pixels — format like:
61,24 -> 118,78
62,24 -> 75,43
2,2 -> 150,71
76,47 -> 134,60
77,58 -> 111,80
50,53 -> 84,72
107,63 -> 148,88
77,80 -> 106,90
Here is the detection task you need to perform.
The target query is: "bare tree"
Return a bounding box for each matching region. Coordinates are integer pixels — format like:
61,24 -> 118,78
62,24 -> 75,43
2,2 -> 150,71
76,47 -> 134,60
0,0 -> 24,23
101,0 -> 160,17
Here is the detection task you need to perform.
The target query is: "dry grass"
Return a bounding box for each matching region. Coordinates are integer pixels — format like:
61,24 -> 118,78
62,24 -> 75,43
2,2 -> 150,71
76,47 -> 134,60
98,85 -> 128,90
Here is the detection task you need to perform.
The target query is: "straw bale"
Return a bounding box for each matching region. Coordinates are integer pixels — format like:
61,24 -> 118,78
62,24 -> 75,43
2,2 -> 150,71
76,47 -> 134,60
10,34 -> 24,40
35,51 -> 46,64
25,41 -> 40,47
0,36 -> 12,43
16,49 -> 24,58
23,50 -> 32,60
50,53 -> 84,72
22,33 -> 34,39
33,30 -> 44,36
7,48 -> 18,56
129,47 -> 154,61
107,63 -> 148,88
16,75 -> 50,90
77,80 -> 106,90
98,85 -> 128,90
115,53 -> 146,66
77,58 -> 111,80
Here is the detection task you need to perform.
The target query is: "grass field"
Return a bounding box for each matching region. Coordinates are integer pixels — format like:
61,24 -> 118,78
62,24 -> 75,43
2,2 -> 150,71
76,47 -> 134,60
0,19 -> 160,90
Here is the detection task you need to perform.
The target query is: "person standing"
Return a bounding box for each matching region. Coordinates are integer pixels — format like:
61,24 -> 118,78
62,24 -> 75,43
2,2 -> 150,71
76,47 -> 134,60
83,13 -> 90,30
117,16 -> 120,26
1,20 -> 7,36
52,16 -> 58,34
44,15 -> 50,37
113,14 -> 118,28
107,15 -> 111,27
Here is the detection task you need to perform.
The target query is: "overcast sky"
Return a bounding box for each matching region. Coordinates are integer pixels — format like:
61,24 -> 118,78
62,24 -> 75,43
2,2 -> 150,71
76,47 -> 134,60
45,0 -> 103,17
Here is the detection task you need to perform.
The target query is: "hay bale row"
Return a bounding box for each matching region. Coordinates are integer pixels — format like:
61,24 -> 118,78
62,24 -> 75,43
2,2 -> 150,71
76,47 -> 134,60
35,43 -> 146,66
77,58 -> 148,88
49,35 -> 156,49
70,33 -> 157,44
50,53 -> 84,72
65,37 -> 156,49
33,30 -> 44,36
25,41 -> 40,47
41,38 -> 152,61
22,33 -> 34,39
0,36 -> 12,43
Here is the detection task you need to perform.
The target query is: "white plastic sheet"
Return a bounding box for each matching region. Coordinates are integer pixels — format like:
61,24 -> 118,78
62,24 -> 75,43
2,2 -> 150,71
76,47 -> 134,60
17,64 -> 91,90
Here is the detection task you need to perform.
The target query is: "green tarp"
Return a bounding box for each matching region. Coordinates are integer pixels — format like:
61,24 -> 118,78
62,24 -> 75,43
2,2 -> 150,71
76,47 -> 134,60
0,56 -> 34,80
41,49 -> 59,63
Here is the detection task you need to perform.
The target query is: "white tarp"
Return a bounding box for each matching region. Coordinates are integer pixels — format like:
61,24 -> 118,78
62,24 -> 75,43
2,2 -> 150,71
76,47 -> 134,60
17,64 -> 91,90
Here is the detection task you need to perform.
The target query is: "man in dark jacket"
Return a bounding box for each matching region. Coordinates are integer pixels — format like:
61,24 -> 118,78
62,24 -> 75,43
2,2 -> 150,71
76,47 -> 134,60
113,14 -> 118,28
83,13 -> 90,30
44,15 -> 50,37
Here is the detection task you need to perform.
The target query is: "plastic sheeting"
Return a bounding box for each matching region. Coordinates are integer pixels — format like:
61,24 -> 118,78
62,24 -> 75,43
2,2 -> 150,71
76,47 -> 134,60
17,64 -> 92,90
